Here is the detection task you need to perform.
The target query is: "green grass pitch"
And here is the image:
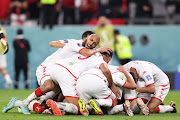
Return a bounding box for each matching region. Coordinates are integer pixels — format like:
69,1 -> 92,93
0,89 -> 180,120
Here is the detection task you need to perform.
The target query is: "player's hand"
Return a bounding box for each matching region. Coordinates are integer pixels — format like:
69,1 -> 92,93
111,84 -> 121,98
117,66 -> 126,73
96,46 -> 112,54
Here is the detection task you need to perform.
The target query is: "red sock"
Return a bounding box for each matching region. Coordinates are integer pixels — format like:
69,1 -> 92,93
35,87 -> 43,97
155,107 -> 160,113
111,99 -> 115,107
33,103 -> 39,111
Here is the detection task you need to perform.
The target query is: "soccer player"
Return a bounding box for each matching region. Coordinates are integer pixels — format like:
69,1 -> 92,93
123,60 -> 176,114
45,34 -> 120,116
2,33 -> 113,115
0,26 -> 12,89
76,51 -> 136,116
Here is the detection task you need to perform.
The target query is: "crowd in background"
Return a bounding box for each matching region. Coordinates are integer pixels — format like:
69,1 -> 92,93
1,0 -> 180,27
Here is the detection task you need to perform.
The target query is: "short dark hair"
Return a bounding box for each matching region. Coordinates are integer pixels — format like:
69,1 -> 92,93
114,29 -> 120,34
101,50 -> 113,58
82,31 -> 94,39
17,28 -> 23,35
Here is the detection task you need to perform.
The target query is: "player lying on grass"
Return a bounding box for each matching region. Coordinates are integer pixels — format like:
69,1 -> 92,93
123,60 -> 177,114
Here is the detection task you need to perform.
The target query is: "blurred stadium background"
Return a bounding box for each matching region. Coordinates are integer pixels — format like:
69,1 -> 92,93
0,0 -> 180,90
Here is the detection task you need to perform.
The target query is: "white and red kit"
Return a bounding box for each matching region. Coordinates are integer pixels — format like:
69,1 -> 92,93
49,52 -> 106,98
36,39 -> 83,86
108,65 -> 136,101
123,60 -> 170,102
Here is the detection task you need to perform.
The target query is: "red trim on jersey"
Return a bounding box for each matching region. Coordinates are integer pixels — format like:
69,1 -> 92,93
125,98 -> 137,101
64,96 -> 79,98
146,83 -> 154,87
151,97 -> 163,103
117,98 -> 121,101
78,56 -> 90,60
159,82 -> 170,87
140,98 -> 149,101
122,81 -> 127,87
104,90 -> 113,99
78,48 -> 86,53
112,71 -> 120,74
55,63 -> 78,79
58,40 -> 61,43
40,75 -> 50,85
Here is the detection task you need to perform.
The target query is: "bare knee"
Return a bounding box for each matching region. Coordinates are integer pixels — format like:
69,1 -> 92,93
148,105 -> 156,113
43,80 -> 55,91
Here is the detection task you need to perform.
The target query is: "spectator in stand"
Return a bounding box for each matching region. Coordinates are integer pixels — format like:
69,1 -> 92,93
98,0 -> 113,18
13,29 -> 31,89
111,0 -> 128,18
79,0 -> 98,24
149,0 -> 168,24
0,0 -> 11,24
9,0 -> 28,26
27,0 -> 40,20
94,16 -> 115,52
62,0 -> 76,24
136,0 -> 152,18
40,0 -> 57,29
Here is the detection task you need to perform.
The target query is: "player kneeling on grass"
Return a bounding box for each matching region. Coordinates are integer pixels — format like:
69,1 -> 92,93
123,60 -> 177,114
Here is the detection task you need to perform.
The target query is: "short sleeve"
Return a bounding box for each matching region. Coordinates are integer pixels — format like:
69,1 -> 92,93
140,70 -> 154,86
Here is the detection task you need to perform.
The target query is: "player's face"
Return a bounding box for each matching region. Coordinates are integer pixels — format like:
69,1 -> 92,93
84,35 -> 99,49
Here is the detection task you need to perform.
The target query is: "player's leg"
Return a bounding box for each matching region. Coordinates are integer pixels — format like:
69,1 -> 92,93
0,55 -> 12,89
147,97 -> 161,113
155,101 -> 177,113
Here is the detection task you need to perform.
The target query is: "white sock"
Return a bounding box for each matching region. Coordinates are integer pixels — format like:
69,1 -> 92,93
4,74 -> 12,84
107,104 -> 124,115
157,105 -> 174,113
86,104 -> 92,112
131,103 -> 140,114
23,92 -> 37,105
96,99 -> 113,107
56,102 -> 78,114
28,100 -> 40,111
14,100 -> 22,107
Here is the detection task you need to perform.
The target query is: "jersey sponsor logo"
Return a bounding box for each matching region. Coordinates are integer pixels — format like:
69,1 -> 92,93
145,74 -> 152,81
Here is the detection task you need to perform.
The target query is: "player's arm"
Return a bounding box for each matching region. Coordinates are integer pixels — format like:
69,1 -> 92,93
136,71 -> 155,93
136,84 -> 155,93
79,46 -> 113,57
117,66 -> 136,89
49,41 -> 66,48
99,63 -> 120,97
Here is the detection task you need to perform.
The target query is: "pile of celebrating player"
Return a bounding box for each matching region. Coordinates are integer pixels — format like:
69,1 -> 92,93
2,31 -> 177,116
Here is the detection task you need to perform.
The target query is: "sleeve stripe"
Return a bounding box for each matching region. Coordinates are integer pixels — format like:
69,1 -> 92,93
146,83 -> 154,87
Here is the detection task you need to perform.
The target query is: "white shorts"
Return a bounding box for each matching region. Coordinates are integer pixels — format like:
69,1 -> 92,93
76,74 -> 116,103
0,54 -> 7,68
36,65 -> 51,86
49,64 -> 78,98
116,87 -> 136,101
123,88 -> 136,100
138,83 -> 170,103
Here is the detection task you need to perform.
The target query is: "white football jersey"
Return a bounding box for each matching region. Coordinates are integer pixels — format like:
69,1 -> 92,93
55,52 -> 106,77
41,39 -> 83,66
108,65 -> 127,87
123,60 -> 169,86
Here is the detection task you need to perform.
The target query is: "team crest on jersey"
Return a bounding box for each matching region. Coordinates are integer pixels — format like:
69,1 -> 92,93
119,75 -> 126,80
68,62 -> 76,65
145,75 -> 152,81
